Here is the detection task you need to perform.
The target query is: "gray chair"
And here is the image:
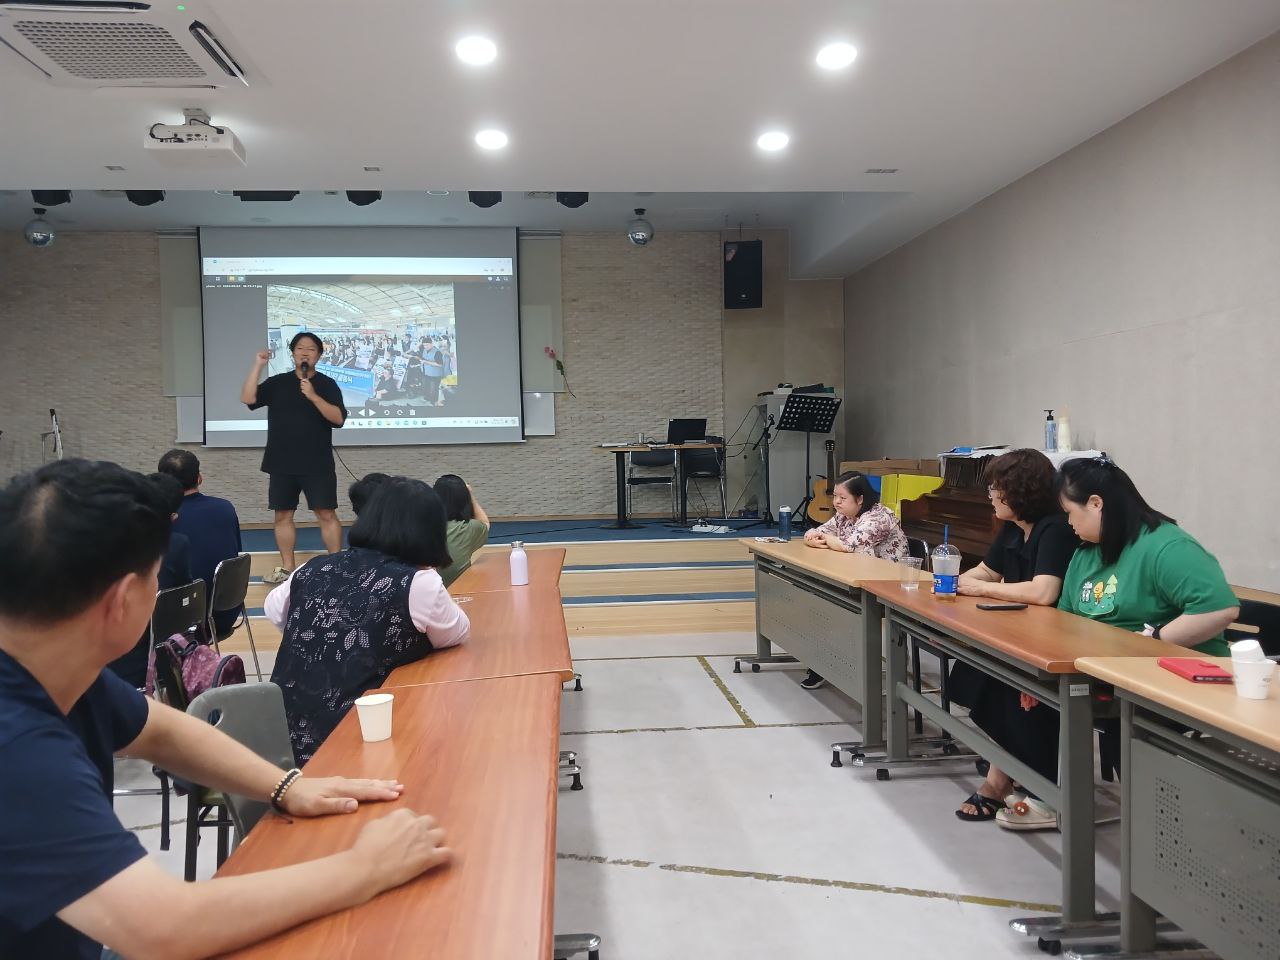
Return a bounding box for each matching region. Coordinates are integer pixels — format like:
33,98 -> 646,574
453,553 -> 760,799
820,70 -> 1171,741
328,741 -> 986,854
186,683 -> 295,841
207,553 -> 263,680
626,447 -> 677,519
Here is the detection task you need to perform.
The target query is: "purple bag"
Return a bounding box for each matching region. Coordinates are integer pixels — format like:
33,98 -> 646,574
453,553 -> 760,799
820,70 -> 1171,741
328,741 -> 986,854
147,632 -> 246,705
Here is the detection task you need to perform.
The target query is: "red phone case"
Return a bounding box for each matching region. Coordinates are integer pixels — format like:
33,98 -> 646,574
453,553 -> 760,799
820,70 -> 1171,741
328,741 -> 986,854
1158,657 -> 1233,683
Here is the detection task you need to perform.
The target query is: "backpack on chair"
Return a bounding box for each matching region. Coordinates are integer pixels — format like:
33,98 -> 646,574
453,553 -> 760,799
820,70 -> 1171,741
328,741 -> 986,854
147,631 -> 246,709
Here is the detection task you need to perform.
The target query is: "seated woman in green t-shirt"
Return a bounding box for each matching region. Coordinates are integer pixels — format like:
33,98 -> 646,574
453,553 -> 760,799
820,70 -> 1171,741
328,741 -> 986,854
433,474 -> 491,587
996,454 -> 1239,831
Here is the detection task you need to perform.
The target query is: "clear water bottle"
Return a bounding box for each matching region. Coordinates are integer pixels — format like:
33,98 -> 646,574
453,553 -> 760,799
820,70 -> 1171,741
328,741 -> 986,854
931,540 -> 961,601
778,506 -> 793,541
509,541 -> 529,586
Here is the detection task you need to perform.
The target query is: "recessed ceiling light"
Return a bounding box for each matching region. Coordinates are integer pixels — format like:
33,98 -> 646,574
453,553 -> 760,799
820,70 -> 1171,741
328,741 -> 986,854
426,190 -> 451,197
104,165 -> 126,172
455,35 -> 497,65
475,129 -> 508,150
363,165 -> 382,172
816,42 -> 857,70
757,131 -> 789,152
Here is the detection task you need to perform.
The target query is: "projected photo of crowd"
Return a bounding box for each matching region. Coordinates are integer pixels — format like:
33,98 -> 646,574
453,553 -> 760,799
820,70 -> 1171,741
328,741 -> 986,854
266,280 -> 457,415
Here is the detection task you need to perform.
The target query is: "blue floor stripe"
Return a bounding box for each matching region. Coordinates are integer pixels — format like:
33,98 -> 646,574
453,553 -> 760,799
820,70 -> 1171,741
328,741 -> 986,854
239,518 -> 763,552
249,559 -> 753,583
246,590 -> 756,617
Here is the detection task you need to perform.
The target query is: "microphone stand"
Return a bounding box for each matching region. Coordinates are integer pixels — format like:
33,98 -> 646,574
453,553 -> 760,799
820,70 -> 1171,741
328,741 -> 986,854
41,408 -> 64,461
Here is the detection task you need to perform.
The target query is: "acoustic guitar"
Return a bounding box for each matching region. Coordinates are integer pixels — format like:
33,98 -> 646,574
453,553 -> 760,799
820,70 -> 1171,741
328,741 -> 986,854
807,440 -> 836,523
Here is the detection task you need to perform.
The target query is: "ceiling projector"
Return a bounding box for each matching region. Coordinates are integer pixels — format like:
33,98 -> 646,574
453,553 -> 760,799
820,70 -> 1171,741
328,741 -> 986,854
144,113 -> 245,165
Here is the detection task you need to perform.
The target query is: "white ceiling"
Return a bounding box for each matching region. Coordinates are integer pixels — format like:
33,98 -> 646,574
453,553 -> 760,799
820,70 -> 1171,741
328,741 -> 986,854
1,0 -> 1278,275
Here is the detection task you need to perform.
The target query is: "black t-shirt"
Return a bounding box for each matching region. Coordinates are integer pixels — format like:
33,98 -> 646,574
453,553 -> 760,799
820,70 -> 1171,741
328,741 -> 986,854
248,371 -> 347,476
983,512 -> 1079,584
0,651 -> 150,960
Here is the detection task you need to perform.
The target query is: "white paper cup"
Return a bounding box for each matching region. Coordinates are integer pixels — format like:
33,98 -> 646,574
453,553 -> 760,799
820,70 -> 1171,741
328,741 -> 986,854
1232,660 -> 1276,700
354,693 -> 394,742
1229,638 -> 1265,662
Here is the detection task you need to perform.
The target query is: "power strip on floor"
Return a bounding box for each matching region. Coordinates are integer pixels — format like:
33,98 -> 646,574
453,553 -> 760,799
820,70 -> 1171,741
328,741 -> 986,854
691,523 -> 731,534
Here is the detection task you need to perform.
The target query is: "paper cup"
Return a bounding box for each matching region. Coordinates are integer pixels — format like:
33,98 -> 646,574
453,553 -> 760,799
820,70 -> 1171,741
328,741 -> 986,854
354,693 -> 394,742
1232,659 -> 1276,700
1229,638 -> 1265,663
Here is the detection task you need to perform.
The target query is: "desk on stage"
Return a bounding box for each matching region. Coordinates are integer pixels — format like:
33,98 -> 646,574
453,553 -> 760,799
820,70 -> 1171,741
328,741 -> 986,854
857,580 -> 1187,929
451,547 -> 565,593
1076,656 -> 1280,959
215,673 -> 563,960
595,442 -> 724,528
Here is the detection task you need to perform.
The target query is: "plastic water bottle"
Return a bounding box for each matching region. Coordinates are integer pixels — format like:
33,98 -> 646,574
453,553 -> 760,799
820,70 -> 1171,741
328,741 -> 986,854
931,525 -> 961,601
778,506 -> 793,541
509,541 -> 529,586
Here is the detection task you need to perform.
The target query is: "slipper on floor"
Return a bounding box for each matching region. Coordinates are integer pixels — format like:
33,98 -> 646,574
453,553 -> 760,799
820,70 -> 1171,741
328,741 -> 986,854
955,791 -> 1005,822
995,796 -> 1059,831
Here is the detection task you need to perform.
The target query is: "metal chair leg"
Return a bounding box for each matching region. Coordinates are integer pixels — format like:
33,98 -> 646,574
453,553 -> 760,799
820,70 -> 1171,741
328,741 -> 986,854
184,793 -> 200,882
554,933 -> 601,959
159,769 -> 171,850
242,613 -> 263,681
911,639 -> 924,735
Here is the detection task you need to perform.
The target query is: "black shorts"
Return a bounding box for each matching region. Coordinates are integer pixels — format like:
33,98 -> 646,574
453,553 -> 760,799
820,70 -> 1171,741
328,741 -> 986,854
268,471 -> 338,512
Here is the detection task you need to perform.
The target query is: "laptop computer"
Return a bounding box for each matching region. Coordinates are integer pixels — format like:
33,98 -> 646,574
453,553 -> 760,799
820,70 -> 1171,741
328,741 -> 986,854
666,418 -> 707,445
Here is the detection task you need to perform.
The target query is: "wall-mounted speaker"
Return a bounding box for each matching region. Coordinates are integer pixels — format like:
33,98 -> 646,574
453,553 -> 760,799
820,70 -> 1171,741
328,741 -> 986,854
723,239 -> 762,310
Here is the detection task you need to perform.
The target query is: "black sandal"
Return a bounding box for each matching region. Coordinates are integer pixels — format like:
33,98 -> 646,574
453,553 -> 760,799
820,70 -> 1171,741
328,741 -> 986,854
955,791 -> 1005,822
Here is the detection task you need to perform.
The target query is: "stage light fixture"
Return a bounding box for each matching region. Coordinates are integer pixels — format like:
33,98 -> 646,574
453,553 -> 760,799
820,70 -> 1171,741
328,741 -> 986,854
232,191 -> 300,202
345,190 -> 382,206
468,191 -> 502,208
125,190 -> 166,206
556,192 -> 589,208
31,190 -> 71,206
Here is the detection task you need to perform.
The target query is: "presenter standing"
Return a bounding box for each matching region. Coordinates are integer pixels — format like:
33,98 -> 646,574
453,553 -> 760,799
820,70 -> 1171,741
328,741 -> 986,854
241,332 -> 347,584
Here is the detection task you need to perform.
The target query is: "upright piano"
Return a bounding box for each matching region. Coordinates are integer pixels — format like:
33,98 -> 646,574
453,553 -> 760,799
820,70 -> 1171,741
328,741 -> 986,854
899,455 -> 1001,568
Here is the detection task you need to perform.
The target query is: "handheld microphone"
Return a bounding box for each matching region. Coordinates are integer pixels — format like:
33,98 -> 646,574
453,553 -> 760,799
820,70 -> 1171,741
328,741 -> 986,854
300,360 -> 310,377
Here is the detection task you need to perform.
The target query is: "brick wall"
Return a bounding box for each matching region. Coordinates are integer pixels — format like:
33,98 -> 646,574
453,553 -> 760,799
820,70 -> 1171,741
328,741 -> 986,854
0,230 -> 724,522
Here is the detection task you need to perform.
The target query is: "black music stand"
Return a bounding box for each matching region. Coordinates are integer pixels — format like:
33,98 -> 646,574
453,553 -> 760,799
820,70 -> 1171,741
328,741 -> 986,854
777,393 -> 842,524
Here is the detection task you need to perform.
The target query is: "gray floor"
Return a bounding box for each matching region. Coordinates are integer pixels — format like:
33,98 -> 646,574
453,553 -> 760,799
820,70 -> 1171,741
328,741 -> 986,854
117,630 -> 1124,957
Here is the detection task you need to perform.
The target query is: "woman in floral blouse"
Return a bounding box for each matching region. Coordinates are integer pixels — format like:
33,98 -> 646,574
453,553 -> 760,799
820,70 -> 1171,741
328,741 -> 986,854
798,472 -> 909,689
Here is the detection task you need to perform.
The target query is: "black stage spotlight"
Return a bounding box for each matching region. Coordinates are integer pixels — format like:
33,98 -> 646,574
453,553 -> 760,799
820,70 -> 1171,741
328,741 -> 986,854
232,191 -> 300,202
125,190 -> 166,206
556,192 -> 589,208
31,190 -> 72,206
345,190 -> 382,206
468,191 -> 502,208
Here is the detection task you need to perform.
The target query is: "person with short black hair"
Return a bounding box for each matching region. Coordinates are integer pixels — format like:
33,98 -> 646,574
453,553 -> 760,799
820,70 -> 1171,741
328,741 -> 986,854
798,472 -> 909,689
241,332 -> 347,585
106,472 -> 193,688
266,477 -> 470,763
348,472 -> 392,516
434,474 -> 491,587
157,448 -> 244,637
0,460 -> 450,960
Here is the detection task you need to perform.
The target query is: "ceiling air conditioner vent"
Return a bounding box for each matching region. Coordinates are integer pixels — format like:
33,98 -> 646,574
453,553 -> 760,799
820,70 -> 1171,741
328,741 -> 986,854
0,3 -> 251,87
864,168 -> 899,174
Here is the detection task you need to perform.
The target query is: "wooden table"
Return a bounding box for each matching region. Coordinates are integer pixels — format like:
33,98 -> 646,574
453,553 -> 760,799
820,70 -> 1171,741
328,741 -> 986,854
595,443 -> 724,528
1075,656 -> 1280,959
387,587 -> 574,686
216,673 -> 562,959
857,580 -> 1188,930
450,547 -> 565,594
737,539 -> 929,750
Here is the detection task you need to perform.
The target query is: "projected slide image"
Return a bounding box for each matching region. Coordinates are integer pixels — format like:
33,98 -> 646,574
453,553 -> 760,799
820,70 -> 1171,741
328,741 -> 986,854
266,281 -> 458,417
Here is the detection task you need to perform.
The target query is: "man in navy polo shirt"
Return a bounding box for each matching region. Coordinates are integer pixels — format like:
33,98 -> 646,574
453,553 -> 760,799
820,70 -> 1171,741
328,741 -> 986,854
0,460 -> 451,960
156,448 -> 243,636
